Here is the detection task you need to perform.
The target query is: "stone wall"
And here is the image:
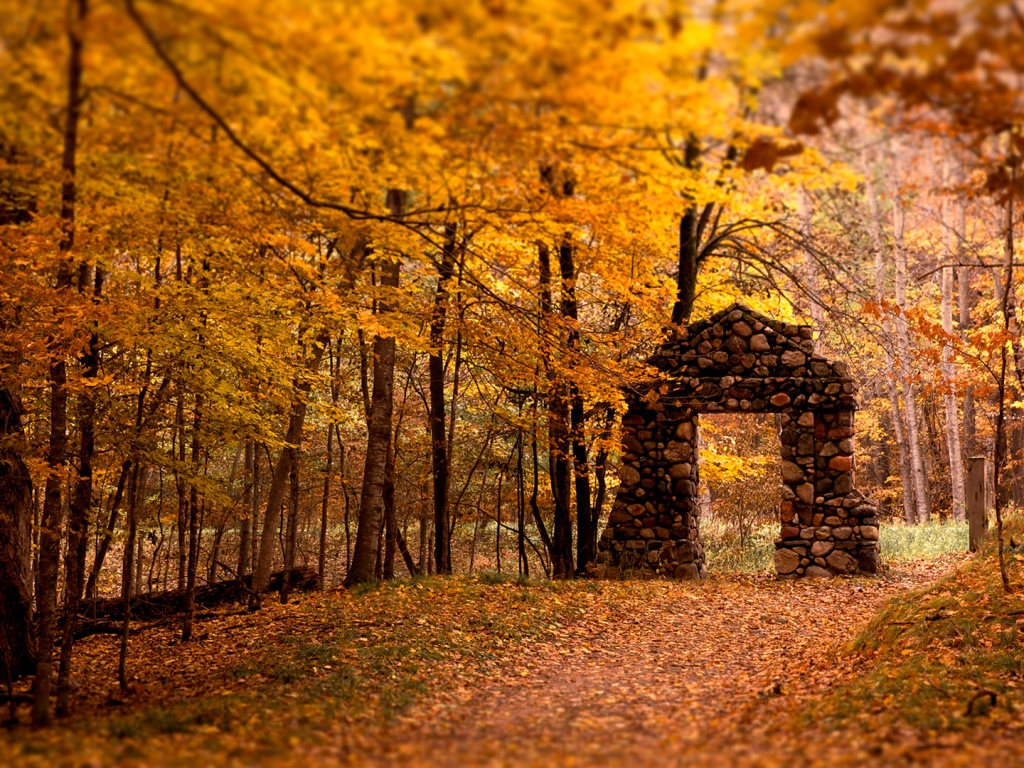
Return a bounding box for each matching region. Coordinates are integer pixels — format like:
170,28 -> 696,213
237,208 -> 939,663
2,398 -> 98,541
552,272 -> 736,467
597,303 -> 880,579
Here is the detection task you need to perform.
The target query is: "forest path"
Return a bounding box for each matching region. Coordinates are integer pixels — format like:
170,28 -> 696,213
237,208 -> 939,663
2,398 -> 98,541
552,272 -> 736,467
352,559 -> 958,767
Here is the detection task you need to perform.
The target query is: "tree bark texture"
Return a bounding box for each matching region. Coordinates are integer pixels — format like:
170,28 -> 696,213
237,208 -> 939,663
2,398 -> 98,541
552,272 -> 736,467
428,222 -> 456,575
345,189 -> 404,587
252,334 -> 328,599
0,386 -> 34,681
889,168 -> 931,523
557,237 -> 594,575
866,170 -> 917,524
33,0 -> 87,727
538,242 -> 573,578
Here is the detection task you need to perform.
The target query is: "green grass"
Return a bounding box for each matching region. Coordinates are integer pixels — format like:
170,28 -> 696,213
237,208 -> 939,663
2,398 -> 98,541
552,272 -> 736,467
702,518 -> 971,574
879,520 -> 969,559
702,518 -> 778,573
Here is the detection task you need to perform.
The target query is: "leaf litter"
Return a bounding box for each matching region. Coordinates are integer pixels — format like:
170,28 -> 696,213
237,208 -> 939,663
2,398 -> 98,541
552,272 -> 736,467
3,554 -> 1022,767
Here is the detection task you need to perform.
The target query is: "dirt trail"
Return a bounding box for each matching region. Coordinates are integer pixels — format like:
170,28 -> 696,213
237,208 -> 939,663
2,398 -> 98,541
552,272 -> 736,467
351,559 -> 963,767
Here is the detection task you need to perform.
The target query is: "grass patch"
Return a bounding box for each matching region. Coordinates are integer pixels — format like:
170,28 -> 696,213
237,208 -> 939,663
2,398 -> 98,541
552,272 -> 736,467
702,519 -> 777,573
880,520 -> 969,560
109,697 -> 242,740
809,516 -> 1024,732
702,518 -> 971,574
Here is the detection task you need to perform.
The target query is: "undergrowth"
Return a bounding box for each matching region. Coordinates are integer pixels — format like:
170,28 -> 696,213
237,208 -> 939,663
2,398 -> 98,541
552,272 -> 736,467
811,516 -> 1024,732
879,520 -> 969,560
703,518 -> 970,574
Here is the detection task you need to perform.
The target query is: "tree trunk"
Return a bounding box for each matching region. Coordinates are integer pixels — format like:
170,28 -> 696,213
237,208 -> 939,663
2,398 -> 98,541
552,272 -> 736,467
889,166 -> 931,523
175,392 -> 187,590
557,237 -> 594,575
318,426 -> 332,589
959,258 -> 977,454
516,433 -> 528,578
345,189 -> 403,587
85,459 -> 130,599
56,262 -> 102,716
238,441 -> 253,577
938,157 -> 967,520
428,223 -> 456,575
182,393 -> 202,640
280,449 -> 299,603
671,139 -> 703,326
33,0 -> 87,727
941,262 -> 967,520
866,167 -> 917,524
0,386 -> 34,682
382,434 -> 397,581
118,462 -> 141,691
538,242 -> 573,578
529,384 -> 554,574
251,334 -> 328,602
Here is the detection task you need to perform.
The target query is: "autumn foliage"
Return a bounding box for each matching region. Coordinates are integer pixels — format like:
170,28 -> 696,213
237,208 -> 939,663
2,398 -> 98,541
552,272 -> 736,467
1,0 -> 1023,762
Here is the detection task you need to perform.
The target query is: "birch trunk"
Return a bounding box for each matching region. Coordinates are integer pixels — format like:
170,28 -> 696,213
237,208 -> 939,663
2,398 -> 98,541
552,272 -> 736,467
940,160 -> 966,520
865,167 -> 917,524
889,151 -> 931,523
798,189 -> 825,330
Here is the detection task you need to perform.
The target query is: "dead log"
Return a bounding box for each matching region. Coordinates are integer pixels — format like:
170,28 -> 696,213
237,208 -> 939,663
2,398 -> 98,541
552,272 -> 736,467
76,567 -> 317,624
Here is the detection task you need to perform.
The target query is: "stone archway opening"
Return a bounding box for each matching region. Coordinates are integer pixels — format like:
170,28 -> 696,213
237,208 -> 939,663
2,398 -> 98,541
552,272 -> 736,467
697,412 -> 783,573
597,303 -> 880,580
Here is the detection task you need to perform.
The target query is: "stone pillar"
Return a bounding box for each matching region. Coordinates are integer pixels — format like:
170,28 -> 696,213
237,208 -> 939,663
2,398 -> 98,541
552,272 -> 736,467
775,407 -> 878,577
597,401 -> 705,579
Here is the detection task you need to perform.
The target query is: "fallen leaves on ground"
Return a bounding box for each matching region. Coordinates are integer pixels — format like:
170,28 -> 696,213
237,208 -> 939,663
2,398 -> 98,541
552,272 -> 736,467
3,554 -> 1021,767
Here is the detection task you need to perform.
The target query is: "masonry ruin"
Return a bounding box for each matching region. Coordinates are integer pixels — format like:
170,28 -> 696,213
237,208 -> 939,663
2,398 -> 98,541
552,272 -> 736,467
597,303 -> 880,579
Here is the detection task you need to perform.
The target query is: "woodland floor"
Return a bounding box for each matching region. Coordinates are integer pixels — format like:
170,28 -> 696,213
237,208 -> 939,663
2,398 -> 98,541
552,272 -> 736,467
4,553 -> 1024,767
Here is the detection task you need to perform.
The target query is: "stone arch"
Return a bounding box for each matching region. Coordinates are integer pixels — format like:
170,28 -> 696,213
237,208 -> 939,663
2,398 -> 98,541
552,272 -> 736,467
597,303 -> 880,579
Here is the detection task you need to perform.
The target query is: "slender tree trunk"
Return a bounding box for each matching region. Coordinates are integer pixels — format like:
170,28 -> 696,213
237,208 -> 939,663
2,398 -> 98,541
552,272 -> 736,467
318,426 -> 332,589
0,386 -> 34,682
382,434 -> 397,581
993,167 -> 1017,593
182,393 -> 202,640
529,382 -> 554,570
941,265 -> 967,519
866,168 -> 917,524
516,433 -> 528,578
591,407 -> 615,534
339,435 -> 351,573
85,459 -> 130,599
890,170 -> 931,523
345,190 -> 403,587
251,335 -> 328,602
281,449 -> 299,603
959,261 -> 977,455
558,237 -> 594,575
118,462 -> 141,691
176,392 -> 187,590
671,139 -> 703,326
56,261 -> 102,716
238,441 -> 253,577
428,223 -> 456,575
938,157 -> 967,520
495,459 -> 504,575
33,0 -> 87,727
538,242 -> 573,578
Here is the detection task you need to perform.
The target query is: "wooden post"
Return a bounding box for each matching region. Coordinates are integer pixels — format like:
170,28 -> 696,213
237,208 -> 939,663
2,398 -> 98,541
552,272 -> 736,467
967,456 -> 987,552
